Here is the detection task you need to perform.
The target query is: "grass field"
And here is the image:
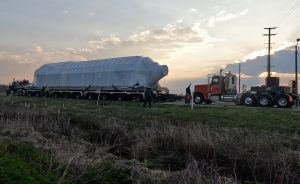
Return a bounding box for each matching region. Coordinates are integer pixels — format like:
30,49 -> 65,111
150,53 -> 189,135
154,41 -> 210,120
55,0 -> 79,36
0,94 -> 300,183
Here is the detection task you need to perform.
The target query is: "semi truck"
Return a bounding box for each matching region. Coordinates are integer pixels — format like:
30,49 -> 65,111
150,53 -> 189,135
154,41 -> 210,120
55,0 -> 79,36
7,56 -> 175,102
193,71 -> 297,108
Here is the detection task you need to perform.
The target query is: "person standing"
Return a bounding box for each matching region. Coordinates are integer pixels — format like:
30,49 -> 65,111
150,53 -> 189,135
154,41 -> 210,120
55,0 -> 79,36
185,83 -> 192,104
143,87 -> 154,108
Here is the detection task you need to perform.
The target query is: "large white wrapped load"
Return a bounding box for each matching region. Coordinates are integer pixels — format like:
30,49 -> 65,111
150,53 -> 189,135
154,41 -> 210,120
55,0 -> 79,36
33,56 -> 168,89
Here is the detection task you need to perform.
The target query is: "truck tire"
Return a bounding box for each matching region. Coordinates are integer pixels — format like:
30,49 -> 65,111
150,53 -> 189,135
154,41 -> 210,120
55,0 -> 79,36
193,93 -> 204,104
257,94 -> 274,107
275,94 -> 293,108
241,93 -> 256,106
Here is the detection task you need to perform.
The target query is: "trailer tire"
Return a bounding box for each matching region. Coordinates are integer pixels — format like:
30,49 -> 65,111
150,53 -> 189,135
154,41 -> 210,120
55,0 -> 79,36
193,93 -> 204,104
241,93 -> 256,106
275,94 -> 293,108
257,94 -> 274,107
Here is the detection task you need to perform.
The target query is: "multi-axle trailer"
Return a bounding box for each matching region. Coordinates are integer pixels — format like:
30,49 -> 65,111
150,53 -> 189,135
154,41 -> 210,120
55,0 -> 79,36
7,56 -> 178,102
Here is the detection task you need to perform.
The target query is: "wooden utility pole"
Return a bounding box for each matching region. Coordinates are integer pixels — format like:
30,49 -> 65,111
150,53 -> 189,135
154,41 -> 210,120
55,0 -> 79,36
263,27 -> 277,78
239,62 -> 241,94
296,39 -> 300,107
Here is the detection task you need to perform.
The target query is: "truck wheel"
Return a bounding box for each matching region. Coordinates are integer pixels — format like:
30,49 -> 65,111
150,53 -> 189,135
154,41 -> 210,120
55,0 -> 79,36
241,93 -> 256,106
257,94 -> 274,107
193,93 -> 203,104
275,94 -> 293,108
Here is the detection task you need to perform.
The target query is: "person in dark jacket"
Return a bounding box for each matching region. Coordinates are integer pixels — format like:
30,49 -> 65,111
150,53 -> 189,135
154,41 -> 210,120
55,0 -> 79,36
143,87 -> 154,108
185,83 -> 192,104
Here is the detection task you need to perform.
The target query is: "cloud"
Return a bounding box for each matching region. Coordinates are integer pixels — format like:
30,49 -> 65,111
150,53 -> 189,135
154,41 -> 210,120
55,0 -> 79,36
62,10 -> 69,15
258,72 -> 295,78
129,23 -> 216,49
0,22 -> 218,84
242,49 -> 267,61
88,11 -> 95,16
240,73 -> 253,78
189,8 -> 198,13
82,22 -> 219,60
32,44 -> 43,54
88,35 -> 122,50
208,9 -> 249,27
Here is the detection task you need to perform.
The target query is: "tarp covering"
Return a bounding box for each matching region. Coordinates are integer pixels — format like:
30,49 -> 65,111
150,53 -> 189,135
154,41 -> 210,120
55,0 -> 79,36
33,56 -> 168,88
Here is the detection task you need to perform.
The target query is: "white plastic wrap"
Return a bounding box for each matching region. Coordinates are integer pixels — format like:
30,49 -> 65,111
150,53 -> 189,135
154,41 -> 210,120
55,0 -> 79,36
33,56 -> 168,88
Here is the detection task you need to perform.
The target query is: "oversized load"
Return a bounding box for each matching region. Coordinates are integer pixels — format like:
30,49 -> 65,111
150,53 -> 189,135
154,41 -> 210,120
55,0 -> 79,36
33,56 -> 168,89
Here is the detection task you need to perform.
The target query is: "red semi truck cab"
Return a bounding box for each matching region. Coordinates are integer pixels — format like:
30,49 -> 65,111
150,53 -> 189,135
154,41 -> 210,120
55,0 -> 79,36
193,72 -> 237,104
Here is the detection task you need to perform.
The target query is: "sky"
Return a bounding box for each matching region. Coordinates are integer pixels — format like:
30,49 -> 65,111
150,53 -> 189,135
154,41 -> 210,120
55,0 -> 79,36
0,0 -> 300,94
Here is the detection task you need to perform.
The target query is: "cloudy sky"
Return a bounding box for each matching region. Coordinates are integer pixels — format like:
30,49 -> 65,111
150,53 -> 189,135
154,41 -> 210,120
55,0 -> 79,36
0,0 -> 300,93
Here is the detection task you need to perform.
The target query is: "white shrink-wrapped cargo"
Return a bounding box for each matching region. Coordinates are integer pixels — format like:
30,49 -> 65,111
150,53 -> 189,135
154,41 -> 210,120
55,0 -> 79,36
33,56 -> 168,89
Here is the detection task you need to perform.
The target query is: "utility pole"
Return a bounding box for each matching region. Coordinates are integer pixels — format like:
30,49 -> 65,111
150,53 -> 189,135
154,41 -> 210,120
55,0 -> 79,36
263,27 -> 277,78
296,38 -> 300,107
239,62 -> 241,94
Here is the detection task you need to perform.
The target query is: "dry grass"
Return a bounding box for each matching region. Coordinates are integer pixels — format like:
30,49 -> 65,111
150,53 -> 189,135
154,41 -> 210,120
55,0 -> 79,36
0,102 -> 300,183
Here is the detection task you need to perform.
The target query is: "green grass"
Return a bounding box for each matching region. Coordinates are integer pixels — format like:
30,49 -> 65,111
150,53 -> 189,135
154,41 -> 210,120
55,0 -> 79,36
1,94 -> 300,132
1,94 -> 300,183
0,139 -> 60,184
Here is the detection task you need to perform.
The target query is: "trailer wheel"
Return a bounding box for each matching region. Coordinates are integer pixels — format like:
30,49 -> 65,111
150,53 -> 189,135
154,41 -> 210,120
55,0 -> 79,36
275,94 -> 293,108
241,93 -> 256,106
257,94 -> 274,107
193,93 -> 204,104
